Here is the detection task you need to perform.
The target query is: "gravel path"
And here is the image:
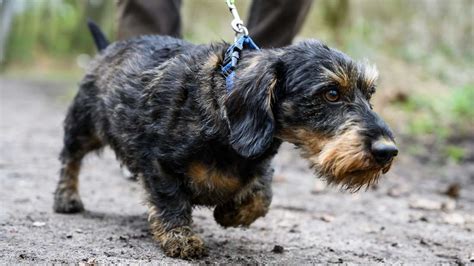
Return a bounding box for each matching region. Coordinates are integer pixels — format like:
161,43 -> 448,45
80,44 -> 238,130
0,78 -> 473,264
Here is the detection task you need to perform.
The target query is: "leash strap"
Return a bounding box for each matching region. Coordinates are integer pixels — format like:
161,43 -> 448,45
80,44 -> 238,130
221,35 -> 260,92
221,0 -> 260,92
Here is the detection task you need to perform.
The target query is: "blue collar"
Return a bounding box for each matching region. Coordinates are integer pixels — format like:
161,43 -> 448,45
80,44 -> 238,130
221,35 -> 260,92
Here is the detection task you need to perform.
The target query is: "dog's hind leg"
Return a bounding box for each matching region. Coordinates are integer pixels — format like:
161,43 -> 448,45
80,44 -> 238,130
53,91 -> 103,213
214,173 -> 273,227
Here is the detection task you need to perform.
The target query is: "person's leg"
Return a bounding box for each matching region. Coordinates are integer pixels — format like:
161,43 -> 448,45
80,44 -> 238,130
116,0 -> 182,40
247,0 -> 313,48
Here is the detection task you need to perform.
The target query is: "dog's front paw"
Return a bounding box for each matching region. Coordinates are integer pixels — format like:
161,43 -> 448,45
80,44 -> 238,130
53,189 -> 84,213
161,226 -> 207,259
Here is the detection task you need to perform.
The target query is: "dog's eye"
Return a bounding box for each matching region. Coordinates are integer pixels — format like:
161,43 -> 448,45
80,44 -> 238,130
324,89 -> 340,102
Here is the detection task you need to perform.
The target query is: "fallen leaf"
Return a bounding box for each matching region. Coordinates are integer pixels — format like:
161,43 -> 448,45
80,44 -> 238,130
444,183 -> 460,199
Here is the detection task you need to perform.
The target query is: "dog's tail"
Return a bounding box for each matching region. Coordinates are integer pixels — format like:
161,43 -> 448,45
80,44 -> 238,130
87,19 -> 109,52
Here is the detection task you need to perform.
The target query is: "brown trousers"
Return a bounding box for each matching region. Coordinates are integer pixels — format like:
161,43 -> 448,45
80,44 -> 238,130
117,0 -> 313,48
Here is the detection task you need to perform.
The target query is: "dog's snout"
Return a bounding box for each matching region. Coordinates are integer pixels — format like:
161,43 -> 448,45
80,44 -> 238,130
371,139 -> 398,165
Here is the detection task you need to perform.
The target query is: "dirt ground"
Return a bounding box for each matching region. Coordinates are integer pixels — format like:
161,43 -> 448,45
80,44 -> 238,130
1,78 -> 473,264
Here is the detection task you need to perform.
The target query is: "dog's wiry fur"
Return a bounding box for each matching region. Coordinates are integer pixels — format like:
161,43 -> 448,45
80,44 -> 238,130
53,35 -> 396,259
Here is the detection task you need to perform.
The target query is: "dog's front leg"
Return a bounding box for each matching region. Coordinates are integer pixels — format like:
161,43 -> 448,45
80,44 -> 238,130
214,174 -> 273,227
141,166 -> 206,259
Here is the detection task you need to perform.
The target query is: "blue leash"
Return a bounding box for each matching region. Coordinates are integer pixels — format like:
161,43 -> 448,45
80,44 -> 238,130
221,1 -> 260,92
221,35 -> 260,92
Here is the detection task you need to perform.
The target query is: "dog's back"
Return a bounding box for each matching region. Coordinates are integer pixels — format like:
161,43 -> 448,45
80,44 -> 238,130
89,35 -> 193,91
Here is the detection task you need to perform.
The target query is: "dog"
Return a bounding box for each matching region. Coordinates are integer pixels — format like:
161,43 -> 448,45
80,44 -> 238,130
53,22 -> 397,259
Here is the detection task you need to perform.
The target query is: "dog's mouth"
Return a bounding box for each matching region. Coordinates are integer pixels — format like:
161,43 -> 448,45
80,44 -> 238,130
306,148 -> 393,191
290,147 -> 389,191
347,159 -> 393,174
277,127 -> 395,190
314,162 -> 388,191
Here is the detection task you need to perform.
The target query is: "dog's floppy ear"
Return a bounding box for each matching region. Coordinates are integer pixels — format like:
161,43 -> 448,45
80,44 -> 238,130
225,59 -> 281,158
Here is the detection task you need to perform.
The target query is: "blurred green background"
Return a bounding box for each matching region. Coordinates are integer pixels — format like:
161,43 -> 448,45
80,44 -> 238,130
0,0 -> 473,161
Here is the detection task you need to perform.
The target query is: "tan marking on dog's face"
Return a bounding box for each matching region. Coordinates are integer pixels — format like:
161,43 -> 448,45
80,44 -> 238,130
279,126 -> 390,191
187,162 -> 241,193
312,126 -> 389,191
361,63 -> 379,89
278,128 -> 331,156
322,62 -> 379,96
322,65 -> 351,89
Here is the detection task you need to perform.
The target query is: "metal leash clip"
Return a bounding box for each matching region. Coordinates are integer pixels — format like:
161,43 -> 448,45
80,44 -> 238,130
222,0 -> 260,91
225,0 -> 249,40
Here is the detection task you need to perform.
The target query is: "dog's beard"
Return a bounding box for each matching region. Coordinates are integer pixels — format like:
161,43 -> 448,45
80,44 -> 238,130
301,127 -> 392,192
278,126 -> 392,191
313,164 -> 389,192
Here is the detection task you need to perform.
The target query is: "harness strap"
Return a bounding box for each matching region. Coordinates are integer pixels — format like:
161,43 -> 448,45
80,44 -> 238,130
221,35 -> 260,92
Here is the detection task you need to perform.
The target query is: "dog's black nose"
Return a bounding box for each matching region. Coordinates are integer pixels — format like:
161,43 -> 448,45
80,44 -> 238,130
371,139 -> 398,165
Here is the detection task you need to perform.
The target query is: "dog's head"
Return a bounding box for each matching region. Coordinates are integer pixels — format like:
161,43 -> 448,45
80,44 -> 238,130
225,40 -> 397,190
